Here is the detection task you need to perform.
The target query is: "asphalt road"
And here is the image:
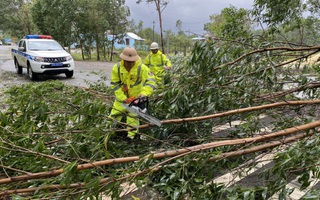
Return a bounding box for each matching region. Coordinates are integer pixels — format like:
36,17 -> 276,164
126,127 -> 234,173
0,45 -> 115,88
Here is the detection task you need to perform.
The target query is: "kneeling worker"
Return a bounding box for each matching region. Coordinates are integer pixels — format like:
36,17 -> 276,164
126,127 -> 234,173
109,47 -> 156,140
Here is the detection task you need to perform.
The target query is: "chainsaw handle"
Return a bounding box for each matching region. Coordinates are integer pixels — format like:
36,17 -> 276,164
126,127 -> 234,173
128,96 -> 148,107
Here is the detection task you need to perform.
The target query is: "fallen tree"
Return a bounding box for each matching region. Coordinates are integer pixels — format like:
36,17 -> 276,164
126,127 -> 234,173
0,118 -> 318,196
0,100 -> 319,186
1,30 -> 320,199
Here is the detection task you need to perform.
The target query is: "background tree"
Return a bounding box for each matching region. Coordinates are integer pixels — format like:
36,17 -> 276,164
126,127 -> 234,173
3,0 -> 129,61
307,0 -> 320,16
136,0 -> 169,53
303,16 -> 320,45
88,0 -> 108,61
70,0 -> 94,60
171,31 -> 191,55
272,16 -> 320,46
31,0 -> 76,47
137,20 -> 144,33
163,29 -> 173,53
0,0 -> 37,39
138,27 -> 158,45
175,19 -> 183,34
204,13 -> 223,35
205,6 -> 253,40
252,0 -> 306,33
105,0 -> 129,61
127,20 -> 144,34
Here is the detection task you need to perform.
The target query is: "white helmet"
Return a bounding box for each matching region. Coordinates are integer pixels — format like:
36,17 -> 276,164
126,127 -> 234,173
150,42 -> 159,50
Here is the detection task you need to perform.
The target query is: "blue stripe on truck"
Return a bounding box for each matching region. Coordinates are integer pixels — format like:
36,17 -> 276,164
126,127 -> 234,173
12,49 -> 33,60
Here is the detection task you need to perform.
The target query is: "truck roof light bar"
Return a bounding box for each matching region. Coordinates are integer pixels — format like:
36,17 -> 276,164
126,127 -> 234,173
24,35 -> 53,39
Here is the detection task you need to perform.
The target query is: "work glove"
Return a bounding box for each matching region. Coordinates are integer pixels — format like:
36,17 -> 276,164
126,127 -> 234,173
124,96 -> 136,104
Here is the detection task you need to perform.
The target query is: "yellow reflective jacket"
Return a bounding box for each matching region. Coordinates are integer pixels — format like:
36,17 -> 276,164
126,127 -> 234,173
110,58 -> 156,102
144,50 -> 172,76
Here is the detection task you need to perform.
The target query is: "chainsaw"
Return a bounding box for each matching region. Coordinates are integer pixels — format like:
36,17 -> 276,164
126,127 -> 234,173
122,96 -> 162,127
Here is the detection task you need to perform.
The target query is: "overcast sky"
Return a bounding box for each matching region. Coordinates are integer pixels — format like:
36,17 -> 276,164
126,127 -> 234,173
125,0 -> 255,36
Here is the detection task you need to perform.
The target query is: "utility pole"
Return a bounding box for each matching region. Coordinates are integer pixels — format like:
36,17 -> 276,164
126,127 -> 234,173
166,32 -> 169,54
152,21 -> 155,42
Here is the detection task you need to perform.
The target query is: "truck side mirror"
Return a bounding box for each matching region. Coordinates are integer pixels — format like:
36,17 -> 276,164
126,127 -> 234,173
18,47 -> 25,52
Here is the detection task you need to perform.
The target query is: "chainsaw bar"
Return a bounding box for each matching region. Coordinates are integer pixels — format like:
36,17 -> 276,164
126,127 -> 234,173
122,104 -> 162,127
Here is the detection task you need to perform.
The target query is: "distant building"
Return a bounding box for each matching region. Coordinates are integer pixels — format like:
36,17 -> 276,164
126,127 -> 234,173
71,32 -> 147,50
108,32 -> 147,50
191,32 -> 215,42
191,37 -> 206,42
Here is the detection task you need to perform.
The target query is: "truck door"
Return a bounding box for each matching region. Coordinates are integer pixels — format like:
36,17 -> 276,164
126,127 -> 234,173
17,40 -> 27,67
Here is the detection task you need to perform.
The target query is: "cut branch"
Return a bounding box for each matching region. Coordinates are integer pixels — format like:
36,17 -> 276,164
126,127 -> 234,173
136,100 -> 320,129
1,119 -> 319,187
1,124 -> 318,196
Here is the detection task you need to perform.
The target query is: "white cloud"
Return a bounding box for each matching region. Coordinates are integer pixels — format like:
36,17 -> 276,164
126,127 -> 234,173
125,0 -> 254,35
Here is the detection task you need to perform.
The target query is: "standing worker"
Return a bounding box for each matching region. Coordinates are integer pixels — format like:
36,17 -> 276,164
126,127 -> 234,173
109,47 -> 156,140
144,42 -> 172,90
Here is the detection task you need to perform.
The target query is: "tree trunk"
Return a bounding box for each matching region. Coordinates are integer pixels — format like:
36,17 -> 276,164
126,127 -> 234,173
95,28 -> 100,61
155,0 -> 165,54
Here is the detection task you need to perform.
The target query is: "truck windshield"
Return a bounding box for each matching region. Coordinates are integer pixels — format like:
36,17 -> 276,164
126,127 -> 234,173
28,40 -> 64,51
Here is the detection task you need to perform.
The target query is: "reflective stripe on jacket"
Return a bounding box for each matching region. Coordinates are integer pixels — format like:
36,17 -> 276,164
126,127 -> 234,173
144,50 -> 172,76
110,58 -> 156,103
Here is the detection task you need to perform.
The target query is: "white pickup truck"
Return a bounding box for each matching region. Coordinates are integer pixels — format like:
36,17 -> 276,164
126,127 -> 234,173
11,35 -> 75,80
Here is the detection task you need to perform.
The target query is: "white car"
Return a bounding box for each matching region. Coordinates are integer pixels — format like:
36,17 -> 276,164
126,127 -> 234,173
11,35 -> 75,80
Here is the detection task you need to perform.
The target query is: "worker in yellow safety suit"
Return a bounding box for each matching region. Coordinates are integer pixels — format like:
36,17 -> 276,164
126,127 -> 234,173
109,47 -> 156,140
144,42 -> 172,90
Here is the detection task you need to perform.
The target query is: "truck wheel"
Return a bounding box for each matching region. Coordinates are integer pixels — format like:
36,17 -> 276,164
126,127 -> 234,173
27,64 -> 37,80
65,71 -> 74,78
14,58 -> 23,74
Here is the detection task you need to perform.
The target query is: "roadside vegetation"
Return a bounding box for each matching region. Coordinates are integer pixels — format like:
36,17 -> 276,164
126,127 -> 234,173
70,49 -> 152,63
1,0 -> 320,199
